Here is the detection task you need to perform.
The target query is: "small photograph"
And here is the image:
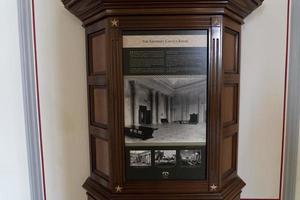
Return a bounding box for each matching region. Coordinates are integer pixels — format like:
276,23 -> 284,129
155,150 -> 176,166
130,150 -> 151,167
180,150 -> 202,167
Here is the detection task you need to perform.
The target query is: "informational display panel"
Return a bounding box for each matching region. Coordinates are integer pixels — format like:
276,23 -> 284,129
123,30 -> 208,180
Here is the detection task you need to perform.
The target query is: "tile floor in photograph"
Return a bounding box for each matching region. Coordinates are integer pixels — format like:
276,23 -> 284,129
125,123 -> 206,146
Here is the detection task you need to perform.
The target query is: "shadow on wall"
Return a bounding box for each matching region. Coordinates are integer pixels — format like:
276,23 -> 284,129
35,1 -> 89,200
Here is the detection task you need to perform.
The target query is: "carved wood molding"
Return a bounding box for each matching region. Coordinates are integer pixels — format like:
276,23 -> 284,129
83,176 -> 245,199
62,0 -> 263,25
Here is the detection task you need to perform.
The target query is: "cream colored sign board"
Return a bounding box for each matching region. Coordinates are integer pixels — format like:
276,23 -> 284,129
123,35 -> 207,48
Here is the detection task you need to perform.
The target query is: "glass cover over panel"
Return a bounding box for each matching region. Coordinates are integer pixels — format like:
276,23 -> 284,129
122,30 -> 208,180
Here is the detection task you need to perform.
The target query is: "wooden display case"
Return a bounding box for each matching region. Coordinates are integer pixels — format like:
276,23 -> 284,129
62,1 -> 264,199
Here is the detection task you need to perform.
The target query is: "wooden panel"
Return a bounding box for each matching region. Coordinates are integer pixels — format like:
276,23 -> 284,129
90,125 -> 109,140
88,75 -> 107,86
87,194 -> 96,200
223,124 -> 238,138
222,136 -> 233,174
90,32 -> 106,74
95,138 -> 110,176
93,88 -> 108,125
232,194 -> 241,200
221,134 -> 237,175
223,29 -> 239,74
207,17 -> 223,190
222,85 -> 238,127
224,74 -> 239,84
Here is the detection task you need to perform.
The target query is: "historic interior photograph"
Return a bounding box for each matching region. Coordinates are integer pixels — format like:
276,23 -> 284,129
180,150 -> 202,167
154,150 -> 176,166
124,76 -> 207,146
129,150 -> 152,167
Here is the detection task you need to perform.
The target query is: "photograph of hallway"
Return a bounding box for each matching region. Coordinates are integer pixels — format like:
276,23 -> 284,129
124,76 -> 207,146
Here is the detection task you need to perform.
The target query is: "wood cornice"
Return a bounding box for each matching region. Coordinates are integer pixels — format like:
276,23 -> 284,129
62,0 -> 263,25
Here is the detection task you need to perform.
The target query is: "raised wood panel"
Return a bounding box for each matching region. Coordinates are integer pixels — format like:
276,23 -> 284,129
95,137 -> 110,177
90,125 -> 109,140
222,85 -> 238,127
221,134 -> 237,176
88,75 -> 107,86
232,194 -> 241,200
223,29 -> 239,74
222,136 -> 233,174
87,194 -> 96,200
90,31 -> 106,74
93,87 -> 108,126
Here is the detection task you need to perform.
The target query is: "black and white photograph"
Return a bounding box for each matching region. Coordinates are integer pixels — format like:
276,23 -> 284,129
154,150 -> 176,166
129,150 -> 151,167
124,76 -> 207,146
180,150 -> 202,167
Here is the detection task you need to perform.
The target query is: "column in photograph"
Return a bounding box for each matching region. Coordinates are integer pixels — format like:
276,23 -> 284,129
129,81 -> 136,126
170,97 -> 173,123
186,95 -> 189,121
203,87 -> 207,123
203,90 -> 207,123
156,91 -> 159,124
167,96 -> 171,123
157,92 -> 161,124
198,95 -> 202,124
181,95 -> 184,122
202,103 -> 206,123
151,90 -> 157,124
183,95 -> 188,121
134,84 -> 139,126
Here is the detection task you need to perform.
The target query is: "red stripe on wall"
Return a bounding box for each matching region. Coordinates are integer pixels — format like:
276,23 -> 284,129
241,199 -> 279,200
279,0 -> 291,199
31,0 -> 47,200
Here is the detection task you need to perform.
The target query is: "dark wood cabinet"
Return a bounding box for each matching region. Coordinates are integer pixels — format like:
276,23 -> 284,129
62,1 -> 263,199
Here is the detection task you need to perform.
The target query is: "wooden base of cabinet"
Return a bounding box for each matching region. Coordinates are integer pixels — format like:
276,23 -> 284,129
84,177 -> 245,200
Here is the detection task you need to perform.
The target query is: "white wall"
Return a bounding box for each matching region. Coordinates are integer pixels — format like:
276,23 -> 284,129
0,0 -> 31,200
34,0 -> 90,200
296,122 -> 300,199
239,0 -> 288,198
33,0 -> 288,199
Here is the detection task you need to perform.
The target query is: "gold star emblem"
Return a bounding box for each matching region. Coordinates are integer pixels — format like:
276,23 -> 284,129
210,184 -> 217,191
111,18 -> 119,27
115,185 -> 123,193
212,17 -> 221,26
